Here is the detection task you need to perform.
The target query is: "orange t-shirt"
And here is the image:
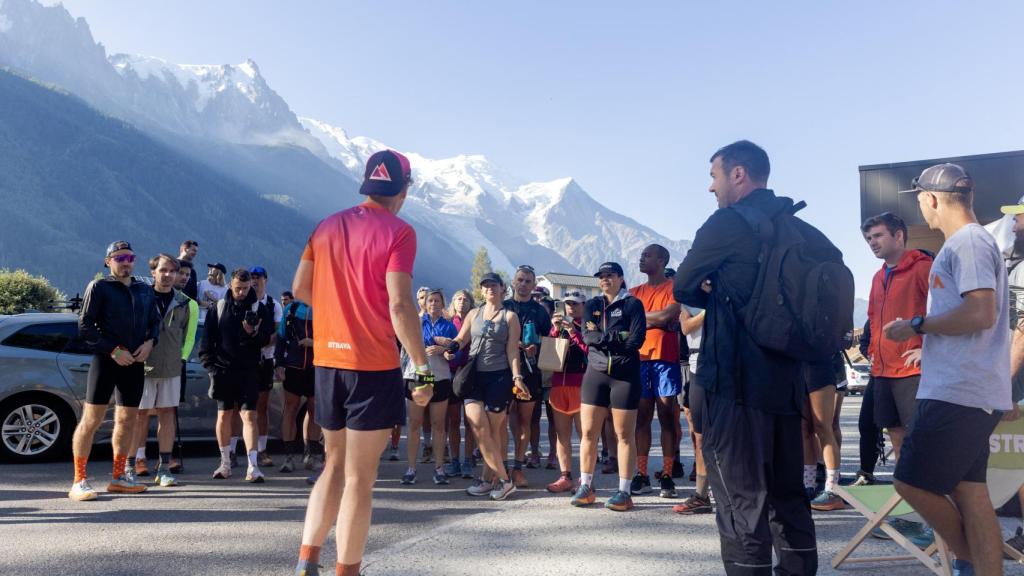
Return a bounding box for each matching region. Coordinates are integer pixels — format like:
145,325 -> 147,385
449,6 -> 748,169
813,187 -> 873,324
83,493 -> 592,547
301,203 -> 417,371
629,280 -> 680,363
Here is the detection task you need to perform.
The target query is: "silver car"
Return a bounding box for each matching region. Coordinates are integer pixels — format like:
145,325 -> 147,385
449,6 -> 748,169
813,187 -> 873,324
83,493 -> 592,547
845,363 -> 871,395
0,313 -> 288,463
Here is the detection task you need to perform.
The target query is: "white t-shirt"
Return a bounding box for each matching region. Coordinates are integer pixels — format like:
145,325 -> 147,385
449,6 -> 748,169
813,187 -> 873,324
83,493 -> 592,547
684,306 -> 704,375
919,223 -> 1011,411
197,280 -> 228,323
259,294 -> 284,360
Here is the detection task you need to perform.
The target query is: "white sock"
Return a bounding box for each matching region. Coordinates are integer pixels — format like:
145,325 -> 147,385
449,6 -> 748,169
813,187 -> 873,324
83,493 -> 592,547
406,466 -> 416,475
230,437 -> 239,453
803,465 -> 816,489
247,449 -> 259,468
618,477 -> 630,492
825,469 -> 839,493
258,435 -> 268,452
136,447 -> 146,460
219,446 -> 231,465
580,472 -> 594,487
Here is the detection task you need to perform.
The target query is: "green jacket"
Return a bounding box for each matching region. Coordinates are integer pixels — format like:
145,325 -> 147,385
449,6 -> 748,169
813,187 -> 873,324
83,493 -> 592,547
145,289 -> 197,379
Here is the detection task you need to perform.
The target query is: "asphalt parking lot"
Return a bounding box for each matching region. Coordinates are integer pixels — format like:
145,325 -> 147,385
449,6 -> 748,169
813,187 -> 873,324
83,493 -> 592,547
2,396 -> 1022,576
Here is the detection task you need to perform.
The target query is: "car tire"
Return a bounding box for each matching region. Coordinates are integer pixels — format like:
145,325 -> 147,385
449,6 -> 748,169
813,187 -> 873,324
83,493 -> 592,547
0,393 -> 76,463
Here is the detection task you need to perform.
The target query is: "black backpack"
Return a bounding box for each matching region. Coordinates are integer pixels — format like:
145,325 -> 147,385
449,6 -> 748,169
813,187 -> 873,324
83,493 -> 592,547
730,199 -> 855,361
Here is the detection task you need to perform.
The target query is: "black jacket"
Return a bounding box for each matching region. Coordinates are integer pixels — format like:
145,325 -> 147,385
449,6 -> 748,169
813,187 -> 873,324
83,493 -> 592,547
582,289 -> 646,377
674,188 -> 803,415
503,298 -> 553,366
199,287 -> 273,373
274,302 -> 313,370
79,276 -> 160,356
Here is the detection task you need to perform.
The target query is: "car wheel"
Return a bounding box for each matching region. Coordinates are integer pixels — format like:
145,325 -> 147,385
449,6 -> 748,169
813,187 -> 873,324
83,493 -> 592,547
0,394 -> 75,463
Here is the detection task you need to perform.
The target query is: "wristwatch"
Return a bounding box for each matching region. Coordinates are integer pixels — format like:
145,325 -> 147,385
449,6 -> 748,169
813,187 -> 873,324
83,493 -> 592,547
910,315 -> 926,335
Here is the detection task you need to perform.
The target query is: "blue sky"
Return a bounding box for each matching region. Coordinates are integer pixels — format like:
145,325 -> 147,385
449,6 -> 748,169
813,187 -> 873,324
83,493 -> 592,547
52,0 -> 1024,296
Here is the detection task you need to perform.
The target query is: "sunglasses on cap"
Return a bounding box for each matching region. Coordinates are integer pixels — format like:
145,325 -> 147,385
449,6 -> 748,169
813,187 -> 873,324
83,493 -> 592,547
516,264 -> 535,273
110,254 -> 136,264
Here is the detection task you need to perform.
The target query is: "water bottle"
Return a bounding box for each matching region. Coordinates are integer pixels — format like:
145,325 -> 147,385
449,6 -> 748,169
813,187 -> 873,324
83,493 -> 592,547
523,321 -> 539,345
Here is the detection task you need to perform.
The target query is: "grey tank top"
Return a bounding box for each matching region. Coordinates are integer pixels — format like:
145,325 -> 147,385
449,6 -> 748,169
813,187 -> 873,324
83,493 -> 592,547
471,306 -> 509,372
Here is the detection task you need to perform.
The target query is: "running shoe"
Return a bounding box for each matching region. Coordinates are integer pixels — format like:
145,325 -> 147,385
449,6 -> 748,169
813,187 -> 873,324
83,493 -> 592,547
466,479 -> 492,497
68,478 -> 97,501
295,561 -> 321,576
605,490 -> 634,511
401,470 -> 416,485
545,453 -> 557,470
154,469 -> 178,487
871,518 -> 926,542
629,472 -> 652,495
433,468 -> 449,485
108,474 -> 147,494
212,462 -> 232,480
490,479 -> 517,501
526,452 -> 541,469
810,491 -> 845,511
388,447 -> 400,461
546,476 -> 574,494
659,474 -> 677,498
135,458 -> 150,477
444,460 -> 461,478
570,483 -> 596,507
246,466 -> 265,484
420,445 -> 433,463
258,451 -> 274,467
510,468 -> 529,488
672,459 -> 685,479
600,457 -> 618,475
672,493 -> 712,515
851,471 -> 876,487
951,559 -> 975,576
280,455 -> 296,473
461,461 -> 475,479
1004,526 -> 1024,560
123,466 -> 140,485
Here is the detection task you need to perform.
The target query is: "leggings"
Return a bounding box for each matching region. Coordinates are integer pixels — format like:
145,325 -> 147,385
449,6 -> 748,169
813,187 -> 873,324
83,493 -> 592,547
857,376 -> 884,473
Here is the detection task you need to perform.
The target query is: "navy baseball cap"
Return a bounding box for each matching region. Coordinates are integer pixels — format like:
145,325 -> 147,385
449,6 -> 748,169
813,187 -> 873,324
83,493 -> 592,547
207,262 -> 227,274
249,266 -> 268,278
359,150 -> 413,197
479,272 -> 503,286
594,262 -> 625,277
898,163 -> 974,195
105,240 -> 132,257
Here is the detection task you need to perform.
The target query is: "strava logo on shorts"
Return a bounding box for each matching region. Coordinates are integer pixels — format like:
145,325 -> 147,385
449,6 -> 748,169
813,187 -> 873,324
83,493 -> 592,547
368,162 -> 392,182
327,341 -> 353,351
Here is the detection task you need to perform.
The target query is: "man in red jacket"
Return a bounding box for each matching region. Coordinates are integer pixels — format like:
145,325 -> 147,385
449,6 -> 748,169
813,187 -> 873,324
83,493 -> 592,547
863,212 -> 932,462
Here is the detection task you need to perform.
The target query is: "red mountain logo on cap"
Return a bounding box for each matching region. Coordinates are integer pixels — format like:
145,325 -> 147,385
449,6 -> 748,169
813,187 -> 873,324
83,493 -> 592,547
369,162 -> 392,182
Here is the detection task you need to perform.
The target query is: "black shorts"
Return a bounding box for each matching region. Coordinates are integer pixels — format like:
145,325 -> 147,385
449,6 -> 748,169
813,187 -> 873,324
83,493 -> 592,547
874,375 -> 920,429
405,378 -> 453,403
804,359 -> 839,394
283,367 -> 315,398
257,358 -> 275,392
86,355 -> 145,408
315,367 -> 405,431
688,377 -> 706,435
895,399 -> 1003,495
209,368 -> 260,411
517,365 -> 543,402
464,369 -> 513,414
581,367 -> 641,411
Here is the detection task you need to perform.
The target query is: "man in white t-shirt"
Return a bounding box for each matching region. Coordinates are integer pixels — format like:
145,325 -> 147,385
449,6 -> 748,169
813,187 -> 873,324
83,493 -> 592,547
674,304 -> 710,515
885,163 -> 1011,576
197,263 -> 228,324
249,266 -> 283,468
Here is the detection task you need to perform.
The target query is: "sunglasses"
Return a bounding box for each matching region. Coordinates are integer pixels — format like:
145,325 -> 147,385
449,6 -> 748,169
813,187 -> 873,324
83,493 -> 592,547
516,264 -> 535,273
110,254 -> 136,264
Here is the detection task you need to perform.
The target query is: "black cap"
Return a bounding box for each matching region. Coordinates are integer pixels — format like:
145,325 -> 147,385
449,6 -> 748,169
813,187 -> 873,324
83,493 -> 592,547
359,150 -> 413,197
105,240 -> 132,257
898,163 -> 974,195
593,262 -> 625,277
479,272 -> 503,286
207,262 -> 227,274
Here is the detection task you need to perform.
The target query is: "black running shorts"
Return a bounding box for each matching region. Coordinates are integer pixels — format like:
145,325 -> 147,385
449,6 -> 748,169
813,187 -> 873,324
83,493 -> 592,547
85,355 -> 145,408
315,367 -> 405,431
581,367 -> 641,411
209,368 -> 260,411
283,367 -> 315,398
257,358 -> 275,392
405,378 -> 453,404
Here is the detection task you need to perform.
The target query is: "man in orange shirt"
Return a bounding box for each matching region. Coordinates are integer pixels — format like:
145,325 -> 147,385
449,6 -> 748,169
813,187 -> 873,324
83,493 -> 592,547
292,150 -> 434,576
629,244 -> 682,500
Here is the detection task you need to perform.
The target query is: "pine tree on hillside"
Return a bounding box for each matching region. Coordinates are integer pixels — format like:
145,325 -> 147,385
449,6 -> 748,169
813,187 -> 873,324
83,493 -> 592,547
470,247 -> 493,303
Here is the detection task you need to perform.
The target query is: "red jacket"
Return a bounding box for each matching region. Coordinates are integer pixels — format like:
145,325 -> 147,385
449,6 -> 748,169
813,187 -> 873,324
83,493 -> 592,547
867,249 -> 932,378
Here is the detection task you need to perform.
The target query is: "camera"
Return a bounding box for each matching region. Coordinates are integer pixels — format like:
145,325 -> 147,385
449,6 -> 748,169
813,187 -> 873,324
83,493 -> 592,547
244,310 -> 260,326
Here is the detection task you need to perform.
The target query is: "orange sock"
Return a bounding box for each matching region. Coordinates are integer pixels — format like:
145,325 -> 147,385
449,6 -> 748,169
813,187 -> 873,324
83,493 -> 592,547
637,455 -> 649,476
112,454 -> 127,479
337,561 -> 361,576
74,457 -> 88,483
663,456 -> 675,477
298,544 -> 320,563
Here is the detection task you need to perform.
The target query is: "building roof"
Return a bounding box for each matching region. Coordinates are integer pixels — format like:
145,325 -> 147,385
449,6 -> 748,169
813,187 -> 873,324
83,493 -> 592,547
539,272 -> 600,288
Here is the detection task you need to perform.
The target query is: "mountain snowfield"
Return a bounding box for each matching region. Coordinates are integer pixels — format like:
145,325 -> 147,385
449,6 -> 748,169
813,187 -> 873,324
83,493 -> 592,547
0,0 -> 691,285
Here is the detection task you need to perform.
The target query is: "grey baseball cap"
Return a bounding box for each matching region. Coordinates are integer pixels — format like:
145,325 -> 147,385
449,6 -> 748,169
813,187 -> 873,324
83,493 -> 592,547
898,163 -> 974,195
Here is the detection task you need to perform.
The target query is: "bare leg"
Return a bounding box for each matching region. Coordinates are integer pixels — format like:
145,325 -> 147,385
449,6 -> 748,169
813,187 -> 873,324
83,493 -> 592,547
832,390 -> 845,452
239,410 -> 259,462
301,428 -> 347,547
579,404 -> 608,476
429,401 -> 447,470
405,399 -> 424,470
447,402 -> 462,462
895,480 -> 972,560
545,398 -> 558,460
635,397 -> 655,473
282,392 -> 301,445
889,426 -> 906,461
655,396 -> 678,471
133,408 -> 153,456
530,397 -> 542,456
611,408 -> 638,483
257,390 -> 270,440
810,385 -> 841,474
513,400 -> 534,463
156,408 -> 175,454
72,403 -> 107,465
304,397 -> 321,444
553,410 -> 574,473
464,402 -> 508,481
463,405 -> 476,461
334,429 -> 391,565
216,409 -> 235,449
111,406 -> 138,460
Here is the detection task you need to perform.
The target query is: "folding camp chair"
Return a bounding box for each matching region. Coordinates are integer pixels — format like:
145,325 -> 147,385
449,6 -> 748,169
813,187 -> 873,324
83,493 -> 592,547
833,416 -> 1024,573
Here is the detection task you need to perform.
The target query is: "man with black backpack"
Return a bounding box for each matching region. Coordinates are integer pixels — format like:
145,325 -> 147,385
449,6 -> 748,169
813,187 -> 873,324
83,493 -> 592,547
676,140 -> 853,575
275,298 -> 322,475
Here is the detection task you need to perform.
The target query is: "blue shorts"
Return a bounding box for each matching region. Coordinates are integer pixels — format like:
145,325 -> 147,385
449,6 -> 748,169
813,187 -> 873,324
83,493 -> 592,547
314,367 -> 405,432
639,361 -> 682,400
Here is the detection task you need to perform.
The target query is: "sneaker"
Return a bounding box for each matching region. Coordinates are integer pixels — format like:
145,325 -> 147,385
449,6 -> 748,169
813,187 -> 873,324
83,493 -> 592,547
107,474 -> 147,494
443,460 -> 461,478
659,474 -> 677,498
466,479 -> 493,497
230,451 -> 239,469
245,466 -> 265,483
546,475 -> 574,493
154,469 -> 178,487
135,458 -> 150,477
420,445 -> 433,463
401,470 -> 417,485
570,483 -> 596,507
433,468 -> 449,485
605,490 -> 635,511
280,455 -> 295,473
490,479 -> 517,501
69,478 -> 97,501
951,559 -> 975,576
871,518 -> 925,542
672,493 -> 712,515
258,451 -> 274,467
295,561 -> 322,576
461,461 -> 475,479
510,468 -> 529,488
810,491 -> 845,511
545,453 -> 557,470
212,462 -> 232,479
907,526 -> 934,549
672,459 -> 685,479
388,447 -> 400,461
601,457 -> 618,475
851,471 -> 876,487
1005,526 -> 1024,560
629,472 -> 652,495
526,452 -> 541,469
